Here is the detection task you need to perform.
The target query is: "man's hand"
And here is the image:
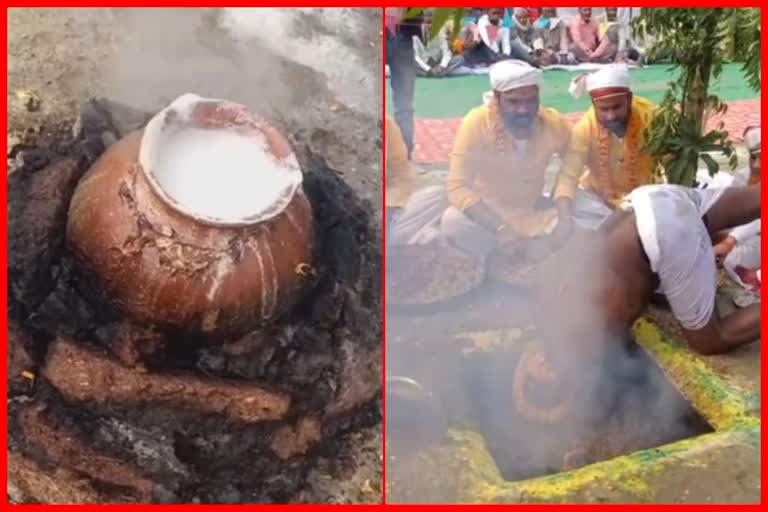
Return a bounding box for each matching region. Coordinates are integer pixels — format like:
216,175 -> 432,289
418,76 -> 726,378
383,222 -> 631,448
713,236 -> 737,266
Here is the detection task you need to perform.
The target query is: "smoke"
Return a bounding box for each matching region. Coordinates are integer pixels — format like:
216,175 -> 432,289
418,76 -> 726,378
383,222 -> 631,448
386,226 -> 708,491
98,8 -> 377,119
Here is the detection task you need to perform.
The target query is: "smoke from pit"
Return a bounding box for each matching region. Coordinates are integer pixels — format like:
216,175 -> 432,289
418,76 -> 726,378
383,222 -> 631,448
385,230 -> 712,496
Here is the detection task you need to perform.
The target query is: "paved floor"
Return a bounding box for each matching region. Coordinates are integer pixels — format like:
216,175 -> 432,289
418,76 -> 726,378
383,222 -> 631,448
412,98 -> 761,163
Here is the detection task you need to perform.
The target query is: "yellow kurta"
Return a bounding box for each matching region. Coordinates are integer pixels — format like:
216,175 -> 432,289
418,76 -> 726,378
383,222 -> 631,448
385,116 -> 416,208
554,95 -> 659,208
448,104 -> 572,237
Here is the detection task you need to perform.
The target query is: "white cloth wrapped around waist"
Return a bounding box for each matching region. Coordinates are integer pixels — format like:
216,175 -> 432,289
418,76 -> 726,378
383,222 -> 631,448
621,185 -> 726,331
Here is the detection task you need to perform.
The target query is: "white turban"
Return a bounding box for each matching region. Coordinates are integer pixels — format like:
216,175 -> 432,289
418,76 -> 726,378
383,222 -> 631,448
569,64 -> 632,99
514,7 -> 527,17
483,60 -> 543,105
744,125 -> 761,154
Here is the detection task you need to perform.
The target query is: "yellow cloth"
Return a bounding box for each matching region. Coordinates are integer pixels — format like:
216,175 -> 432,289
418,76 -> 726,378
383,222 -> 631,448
598,20 -> 615,38
447,104 -> 572,237
385,116 -> 416,208
554,95 -> 658,207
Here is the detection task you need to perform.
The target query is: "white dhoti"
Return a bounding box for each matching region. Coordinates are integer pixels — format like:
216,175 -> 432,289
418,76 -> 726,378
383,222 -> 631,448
570,189 -> 615,231
622,185 -> 727,331
388,185 -> 557,258
387,186 -> 448,246
387,185 -> 497,258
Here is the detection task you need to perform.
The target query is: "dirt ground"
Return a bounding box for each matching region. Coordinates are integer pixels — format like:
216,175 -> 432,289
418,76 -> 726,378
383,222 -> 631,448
7,7 -> 382,504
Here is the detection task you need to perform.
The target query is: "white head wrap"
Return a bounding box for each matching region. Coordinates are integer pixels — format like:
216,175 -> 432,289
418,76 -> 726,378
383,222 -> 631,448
482,60 -> 543,105
514,7 -> 528,17
744,125 -> 761,154
569,64 -> 632,99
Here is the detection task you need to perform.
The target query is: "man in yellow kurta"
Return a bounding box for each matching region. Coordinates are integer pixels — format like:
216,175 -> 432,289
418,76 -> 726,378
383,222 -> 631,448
552,64 -> 659,241
388,60 -> 573,258
385,115 -> 417,242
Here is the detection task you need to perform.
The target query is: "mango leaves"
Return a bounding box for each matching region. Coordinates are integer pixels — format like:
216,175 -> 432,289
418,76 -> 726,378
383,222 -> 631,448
634,8 -> 759,186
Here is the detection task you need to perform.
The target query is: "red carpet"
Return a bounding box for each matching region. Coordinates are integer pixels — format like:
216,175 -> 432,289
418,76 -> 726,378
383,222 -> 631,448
412,99 -> 761,163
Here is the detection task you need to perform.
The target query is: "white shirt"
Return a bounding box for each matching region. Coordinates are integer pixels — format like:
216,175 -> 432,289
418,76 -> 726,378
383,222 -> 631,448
412,28 -> 451,72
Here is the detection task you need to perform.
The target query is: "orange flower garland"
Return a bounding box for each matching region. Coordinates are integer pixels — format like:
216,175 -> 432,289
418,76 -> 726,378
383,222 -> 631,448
593,108 -> 645,203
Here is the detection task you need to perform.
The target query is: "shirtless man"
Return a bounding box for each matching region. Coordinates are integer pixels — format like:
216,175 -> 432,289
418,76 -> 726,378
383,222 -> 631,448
540,184 -> 760,363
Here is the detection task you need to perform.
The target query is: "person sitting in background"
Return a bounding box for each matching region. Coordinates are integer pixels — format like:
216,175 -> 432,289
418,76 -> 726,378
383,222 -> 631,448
536,7 -> 570,54
595,7 -> 629,64
551,65 -> 659,243
413,10 -> 465,77
499,7 -> 570,68
712,126 -> 761,292
453,8 -> 484,55
465,8 -> 510,67
385,115 -> 417,242
569,7 -> 617,63
511,7 -> 542,51
388,60 -> 573,259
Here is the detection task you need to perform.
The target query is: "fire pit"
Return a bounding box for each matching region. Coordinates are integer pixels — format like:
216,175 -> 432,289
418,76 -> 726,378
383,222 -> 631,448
8,96 -> 381,503
385,285 -> 715,502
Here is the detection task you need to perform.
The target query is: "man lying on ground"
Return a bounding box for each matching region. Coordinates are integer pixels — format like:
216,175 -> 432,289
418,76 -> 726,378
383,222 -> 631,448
539,184 -> 760,364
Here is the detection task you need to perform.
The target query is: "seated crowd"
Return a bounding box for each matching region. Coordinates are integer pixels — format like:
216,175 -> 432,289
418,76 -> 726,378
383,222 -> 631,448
411,7 -> 643,77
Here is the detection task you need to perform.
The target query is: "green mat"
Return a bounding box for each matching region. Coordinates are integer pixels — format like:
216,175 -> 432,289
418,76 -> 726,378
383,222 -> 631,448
386,63 -> 758,119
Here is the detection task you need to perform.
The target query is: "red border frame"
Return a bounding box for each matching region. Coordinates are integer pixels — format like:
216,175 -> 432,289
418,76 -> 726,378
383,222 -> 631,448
382,3 -> 765,509
1,2 -> 765,509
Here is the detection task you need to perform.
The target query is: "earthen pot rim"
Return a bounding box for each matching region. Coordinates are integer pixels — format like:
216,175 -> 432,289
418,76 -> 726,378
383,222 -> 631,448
138,93 -> 303,229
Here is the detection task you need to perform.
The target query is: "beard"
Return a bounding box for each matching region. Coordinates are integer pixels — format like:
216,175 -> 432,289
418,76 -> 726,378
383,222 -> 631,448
603,119 -> 627,138
501,111 -> 536,138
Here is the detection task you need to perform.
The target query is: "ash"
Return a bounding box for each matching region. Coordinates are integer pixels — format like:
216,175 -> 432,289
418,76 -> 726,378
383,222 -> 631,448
7,98 -> 381,503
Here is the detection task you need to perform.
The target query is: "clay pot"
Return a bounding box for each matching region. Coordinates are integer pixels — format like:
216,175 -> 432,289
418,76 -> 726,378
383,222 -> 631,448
66,94 -> 314,336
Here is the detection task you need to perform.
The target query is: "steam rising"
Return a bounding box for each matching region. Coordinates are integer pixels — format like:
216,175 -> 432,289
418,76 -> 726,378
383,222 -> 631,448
386,229 -> 710,492
100,8 -> 375,119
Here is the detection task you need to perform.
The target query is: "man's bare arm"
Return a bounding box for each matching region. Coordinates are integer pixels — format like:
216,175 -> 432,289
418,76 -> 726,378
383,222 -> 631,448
682,304 -> 760,355
705,185 -> 760,235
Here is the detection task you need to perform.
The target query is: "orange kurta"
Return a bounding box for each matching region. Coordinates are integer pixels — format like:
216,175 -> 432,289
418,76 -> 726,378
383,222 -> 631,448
554,95 -> 659,207
385,115 -> 416,208
448,103 -> 572,237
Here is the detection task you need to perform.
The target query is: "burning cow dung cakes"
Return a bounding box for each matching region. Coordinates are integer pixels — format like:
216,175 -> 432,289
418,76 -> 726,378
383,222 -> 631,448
8,96 -> 381,503
66,94 -> 314,336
